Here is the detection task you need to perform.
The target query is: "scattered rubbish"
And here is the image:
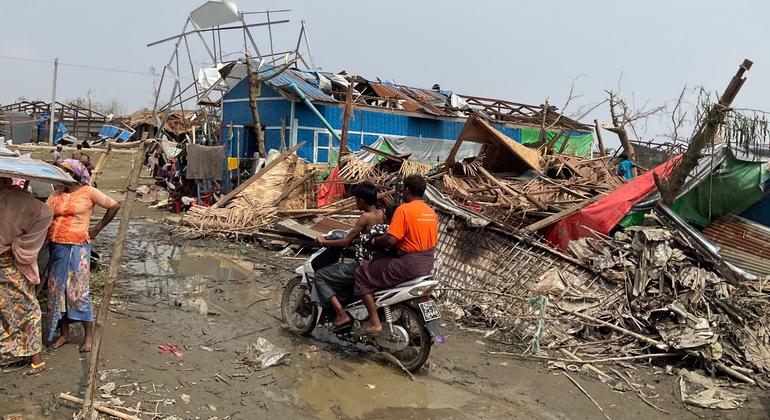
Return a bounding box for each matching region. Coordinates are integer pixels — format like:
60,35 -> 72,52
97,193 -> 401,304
302,345 -> 318,359
366,384 -> 376,390
242,337 -> 290,369
158,343 -> 184,358
180,394 -> 191,404
99,368 -> 127,381
98,382 -> 117,394
678,369 -> 747,409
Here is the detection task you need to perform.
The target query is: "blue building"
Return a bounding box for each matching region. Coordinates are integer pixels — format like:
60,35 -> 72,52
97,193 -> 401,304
219,62 -> 593,177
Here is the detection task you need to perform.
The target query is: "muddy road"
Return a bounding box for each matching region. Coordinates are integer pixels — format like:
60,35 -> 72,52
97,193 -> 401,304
1,219 -> 768,419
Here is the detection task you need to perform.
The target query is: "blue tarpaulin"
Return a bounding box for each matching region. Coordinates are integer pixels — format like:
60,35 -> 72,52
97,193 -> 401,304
37,113 -> 68,142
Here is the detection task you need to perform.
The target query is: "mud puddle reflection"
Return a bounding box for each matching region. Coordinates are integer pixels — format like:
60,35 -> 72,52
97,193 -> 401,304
297,361 -> 475,419
104,222 -> 265,313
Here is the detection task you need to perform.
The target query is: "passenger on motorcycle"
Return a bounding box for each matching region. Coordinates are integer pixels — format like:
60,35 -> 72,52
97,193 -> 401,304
354,175 -> 438,336
314,182 -> 386,331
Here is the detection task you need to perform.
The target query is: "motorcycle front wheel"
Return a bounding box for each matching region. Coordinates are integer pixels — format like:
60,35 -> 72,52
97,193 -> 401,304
386,304 -> 432,372
281,276 -> 318,336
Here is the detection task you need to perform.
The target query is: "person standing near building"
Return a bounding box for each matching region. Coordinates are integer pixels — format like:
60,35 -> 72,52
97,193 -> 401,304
0,177 -> 53,373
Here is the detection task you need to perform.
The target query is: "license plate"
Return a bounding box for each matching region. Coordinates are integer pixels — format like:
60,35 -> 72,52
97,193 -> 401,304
419,300 -> 441,322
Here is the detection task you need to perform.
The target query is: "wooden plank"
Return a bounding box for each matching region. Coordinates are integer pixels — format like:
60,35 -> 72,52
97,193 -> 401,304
212,142 -> 304,209
523,193 -> 605,233
276,218 -> 321,239
593,119 -> 606,157
82,140 -> 147,418
312,217 -> 355,233
477,166 -> 547,211
361,145 -> 407,162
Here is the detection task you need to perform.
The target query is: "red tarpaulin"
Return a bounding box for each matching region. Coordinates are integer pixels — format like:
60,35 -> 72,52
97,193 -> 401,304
317,166 -> 345,207
544,155 -> 683,250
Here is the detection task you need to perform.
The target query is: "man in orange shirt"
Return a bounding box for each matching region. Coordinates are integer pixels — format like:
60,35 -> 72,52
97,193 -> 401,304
354,175 -> 438,336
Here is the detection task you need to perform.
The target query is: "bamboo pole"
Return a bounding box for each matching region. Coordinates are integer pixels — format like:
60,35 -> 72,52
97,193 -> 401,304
90,145 -> 112,185
82,140 -> 148,419
555,305 -> 670,350
60,393 -> 140,420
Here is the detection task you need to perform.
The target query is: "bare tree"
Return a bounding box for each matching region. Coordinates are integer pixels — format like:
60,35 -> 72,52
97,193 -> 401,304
603,91 -> 665,175
655,59 -> 753,205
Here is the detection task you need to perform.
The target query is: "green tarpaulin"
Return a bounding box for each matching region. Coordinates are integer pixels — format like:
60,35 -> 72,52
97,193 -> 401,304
520,128 -> 593,157
671,152 -> 769,227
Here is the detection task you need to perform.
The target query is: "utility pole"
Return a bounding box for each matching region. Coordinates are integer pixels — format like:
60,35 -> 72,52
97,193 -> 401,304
48,57 -> 59,145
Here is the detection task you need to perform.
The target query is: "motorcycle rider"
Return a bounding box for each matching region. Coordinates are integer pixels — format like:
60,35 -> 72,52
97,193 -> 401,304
353,175 -> 438,336
314,182 -> 385,331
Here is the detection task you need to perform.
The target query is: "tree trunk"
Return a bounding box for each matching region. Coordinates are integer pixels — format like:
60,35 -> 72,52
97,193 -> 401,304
339,79 -> 354,160
607,93 -> 637,177
655,59 -> 752,205
245,53 -> 266,158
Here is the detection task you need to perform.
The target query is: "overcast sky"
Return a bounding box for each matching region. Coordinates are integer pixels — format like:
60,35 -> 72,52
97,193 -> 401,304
2,0 -> 768,147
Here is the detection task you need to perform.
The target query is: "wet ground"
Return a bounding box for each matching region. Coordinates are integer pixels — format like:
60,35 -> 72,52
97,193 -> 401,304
2,151 -> 769,418
2,220 -> 769,419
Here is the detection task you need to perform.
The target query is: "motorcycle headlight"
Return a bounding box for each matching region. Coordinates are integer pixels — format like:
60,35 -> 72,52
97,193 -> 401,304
409,284 -> 436,297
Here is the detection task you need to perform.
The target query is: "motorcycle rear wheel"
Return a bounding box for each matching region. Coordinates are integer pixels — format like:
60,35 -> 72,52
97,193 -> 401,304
384,304 -> 432,372
281,276 -> 318,337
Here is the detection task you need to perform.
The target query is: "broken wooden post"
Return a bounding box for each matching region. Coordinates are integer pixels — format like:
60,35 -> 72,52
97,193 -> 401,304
656,59 -> 753,205
478,166 -> 547,211
245,52 -> 267,158
244,53 -> 297,159
90,144 -> 112,185
339,78 -> 355,160
523,193 -> 606,233
593,119 -> 606,157
279,117 -> 287,151
82,140 -> 148,419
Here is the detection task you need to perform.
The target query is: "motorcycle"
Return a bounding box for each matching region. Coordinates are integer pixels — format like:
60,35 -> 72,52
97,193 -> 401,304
280,230 -> 443,372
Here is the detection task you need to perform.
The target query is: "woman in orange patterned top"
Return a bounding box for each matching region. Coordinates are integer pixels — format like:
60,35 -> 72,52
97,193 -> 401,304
46,159 -> 120,352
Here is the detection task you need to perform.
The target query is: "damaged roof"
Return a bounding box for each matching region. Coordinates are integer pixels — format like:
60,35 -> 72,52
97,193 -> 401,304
222,61 -> 591,132
452,114 -> 543,173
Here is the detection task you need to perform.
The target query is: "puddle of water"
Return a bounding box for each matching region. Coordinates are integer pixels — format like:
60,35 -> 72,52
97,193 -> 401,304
124,244 -> 254,281
296,361 -> 474,419
105,221 -> 263,312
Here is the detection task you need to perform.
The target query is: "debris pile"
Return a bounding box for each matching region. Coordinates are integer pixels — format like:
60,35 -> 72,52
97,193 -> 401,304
439,154 -> 622,228
163,61 -> 770,404
184,148 -> 313,234
550,221 -> 770,384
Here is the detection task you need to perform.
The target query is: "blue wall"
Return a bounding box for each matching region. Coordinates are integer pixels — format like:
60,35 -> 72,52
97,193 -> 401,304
221,78 -> 531,165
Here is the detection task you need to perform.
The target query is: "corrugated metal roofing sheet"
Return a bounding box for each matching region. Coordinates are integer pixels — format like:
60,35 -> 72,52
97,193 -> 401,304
703,214 -> 770,277
259,65 -> 336,103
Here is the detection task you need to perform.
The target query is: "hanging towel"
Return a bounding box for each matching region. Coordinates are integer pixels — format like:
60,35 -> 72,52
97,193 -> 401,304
187,144 -> 224,180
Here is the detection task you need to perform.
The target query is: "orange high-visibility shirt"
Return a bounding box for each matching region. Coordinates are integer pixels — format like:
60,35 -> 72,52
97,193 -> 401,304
387,200 -> 438,253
